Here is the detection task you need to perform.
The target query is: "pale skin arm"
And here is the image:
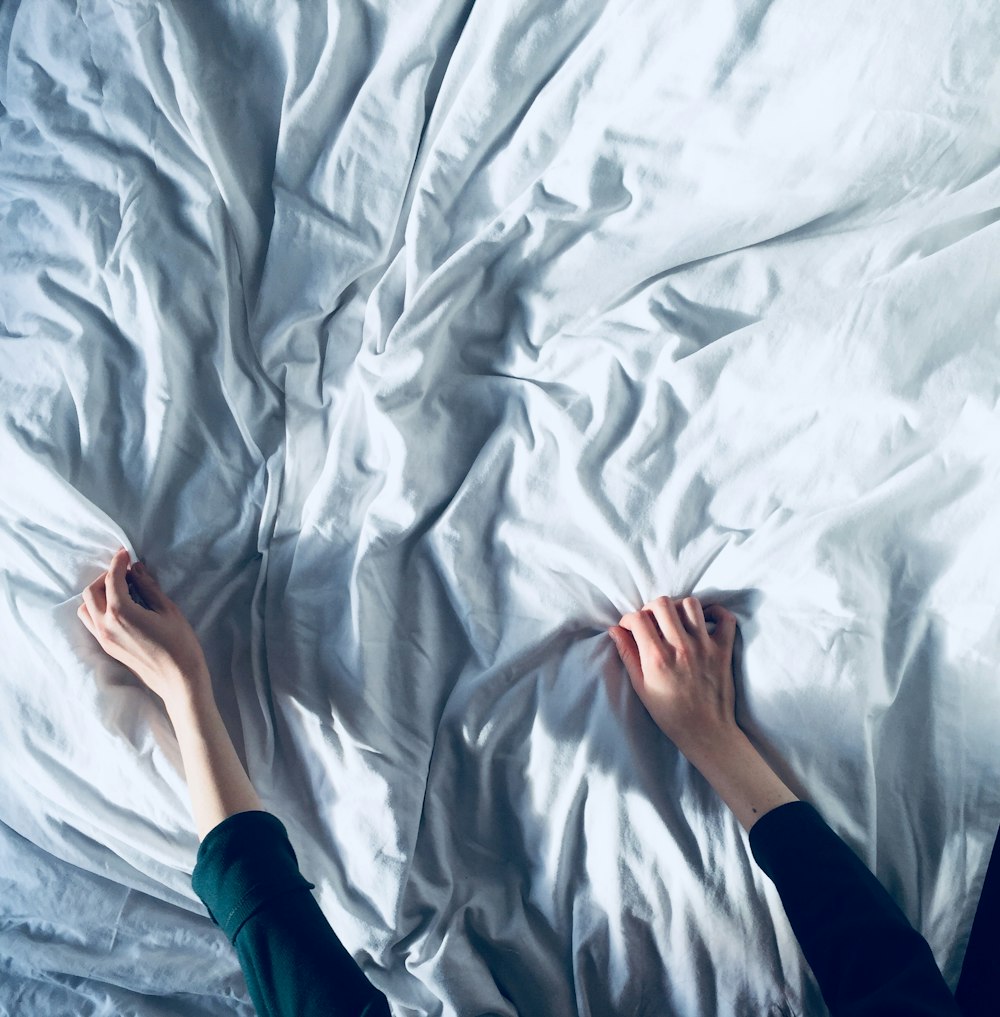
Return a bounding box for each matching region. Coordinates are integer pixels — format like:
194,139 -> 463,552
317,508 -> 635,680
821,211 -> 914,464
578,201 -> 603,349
78,548 -> 263,841
609,595 -> 798,832
78,549 -> 792,838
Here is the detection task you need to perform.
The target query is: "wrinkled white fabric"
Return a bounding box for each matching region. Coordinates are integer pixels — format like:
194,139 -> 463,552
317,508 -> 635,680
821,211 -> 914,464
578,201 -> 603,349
2,1 -> 1000,1014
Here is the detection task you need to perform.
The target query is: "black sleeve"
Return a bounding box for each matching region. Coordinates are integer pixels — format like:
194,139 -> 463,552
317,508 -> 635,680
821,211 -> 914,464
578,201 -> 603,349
749,801 -> 961,1017
190,810 -> 391,1017
954,819 -> 1000,1017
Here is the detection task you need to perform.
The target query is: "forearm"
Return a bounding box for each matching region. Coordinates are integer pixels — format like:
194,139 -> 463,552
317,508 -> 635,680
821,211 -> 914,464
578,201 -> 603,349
165,677 -> 264,841
683,727 -> 799,832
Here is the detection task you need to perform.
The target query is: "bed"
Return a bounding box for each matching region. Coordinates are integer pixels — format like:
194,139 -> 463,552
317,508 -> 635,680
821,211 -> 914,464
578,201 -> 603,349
2,1 -> 999,1014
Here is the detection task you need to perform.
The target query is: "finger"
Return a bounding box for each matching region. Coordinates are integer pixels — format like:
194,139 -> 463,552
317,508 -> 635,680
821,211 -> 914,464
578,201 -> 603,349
105,548 -> 134,623
703,604 -> 737,652
125,569 -> 145,607
77,602 -> 97,638
643,596 -> 687,649
609,625 -> 645,692
85,571 -> 108,613
619,609 -> 672,674
128,560 -> 167,611
676,596 -> 707,638
82,579 -> 106,625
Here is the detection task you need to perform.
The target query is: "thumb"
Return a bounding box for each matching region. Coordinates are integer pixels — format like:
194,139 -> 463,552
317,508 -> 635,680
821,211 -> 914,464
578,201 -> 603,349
609,625 -> 645,694
705,605 -> 737,652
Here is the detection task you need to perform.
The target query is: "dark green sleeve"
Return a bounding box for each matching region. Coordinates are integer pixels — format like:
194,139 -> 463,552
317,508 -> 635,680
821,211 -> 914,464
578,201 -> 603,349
749,801 -> 960,1017
191,810 -> 391,1017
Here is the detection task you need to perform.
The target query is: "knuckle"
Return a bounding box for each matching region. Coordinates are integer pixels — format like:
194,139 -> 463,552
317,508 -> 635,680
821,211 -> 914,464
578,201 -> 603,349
106,605 -> 129,629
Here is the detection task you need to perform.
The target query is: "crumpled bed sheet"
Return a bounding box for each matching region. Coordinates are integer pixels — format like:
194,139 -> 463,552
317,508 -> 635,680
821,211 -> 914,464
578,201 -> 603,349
2,1 -> 1000,1014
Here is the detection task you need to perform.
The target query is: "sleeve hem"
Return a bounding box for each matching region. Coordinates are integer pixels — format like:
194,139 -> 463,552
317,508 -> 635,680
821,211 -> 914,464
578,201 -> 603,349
191,810 -> 317,942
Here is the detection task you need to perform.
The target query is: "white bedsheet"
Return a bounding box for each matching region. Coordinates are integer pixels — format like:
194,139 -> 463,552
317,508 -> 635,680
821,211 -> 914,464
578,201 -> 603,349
2,1 -> 1000,1014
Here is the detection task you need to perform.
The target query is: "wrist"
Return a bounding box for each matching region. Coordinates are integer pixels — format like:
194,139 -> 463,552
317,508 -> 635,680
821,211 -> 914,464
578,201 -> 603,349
673,720 -> 746,771
162,671 -> 216,723
684,728 -> 799,832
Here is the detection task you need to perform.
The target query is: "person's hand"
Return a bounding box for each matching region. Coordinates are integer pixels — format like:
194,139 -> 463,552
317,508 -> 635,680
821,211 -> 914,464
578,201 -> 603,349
78,548 -> 211,709
609,596 -> 739,761
611,597 -> 799,830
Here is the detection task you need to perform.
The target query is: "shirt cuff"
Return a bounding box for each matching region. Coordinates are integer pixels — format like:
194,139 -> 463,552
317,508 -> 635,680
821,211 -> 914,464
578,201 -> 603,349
748,800 -> 827,879
191,810 -> 316,943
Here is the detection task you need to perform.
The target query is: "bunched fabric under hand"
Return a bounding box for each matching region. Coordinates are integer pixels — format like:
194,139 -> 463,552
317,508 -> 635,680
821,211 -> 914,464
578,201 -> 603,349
192,810 -> 391,1017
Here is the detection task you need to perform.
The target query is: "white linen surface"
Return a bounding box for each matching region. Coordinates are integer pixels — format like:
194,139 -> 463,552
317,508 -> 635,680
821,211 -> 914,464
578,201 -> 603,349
2,0 -> 1000,1014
